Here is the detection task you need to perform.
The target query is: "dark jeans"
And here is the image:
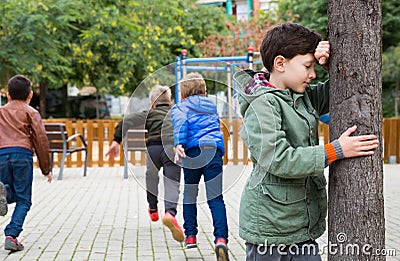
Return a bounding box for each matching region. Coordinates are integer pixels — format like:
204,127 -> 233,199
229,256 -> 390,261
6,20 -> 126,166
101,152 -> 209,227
146,144 -> 181,216
0,152 -> 33,238
246,241 -> 322,261
182,147 -> 228,243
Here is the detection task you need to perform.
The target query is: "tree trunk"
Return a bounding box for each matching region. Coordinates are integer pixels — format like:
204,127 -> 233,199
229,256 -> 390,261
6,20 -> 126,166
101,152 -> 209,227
39,82 -> 47,118
395,77 -> 399,117
327,0 -> 385,260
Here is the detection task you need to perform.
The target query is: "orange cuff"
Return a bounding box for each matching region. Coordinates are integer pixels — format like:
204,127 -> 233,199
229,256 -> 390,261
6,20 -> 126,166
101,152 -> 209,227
325,143 -> 337,164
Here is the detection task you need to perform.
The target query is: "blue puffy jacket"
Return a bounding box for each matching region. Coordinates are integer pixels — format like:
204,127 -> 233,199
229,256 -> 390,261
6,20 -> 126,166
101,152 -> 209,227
171,95 -> 225,154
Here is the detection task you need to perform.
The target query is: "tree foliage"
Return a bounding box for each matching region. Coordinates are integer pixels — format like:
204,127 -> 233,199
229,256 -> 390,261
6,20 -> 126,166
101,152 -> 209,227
0,0 -> 77,86
383,46 -> 400,80
198,16 -> 273,57
382,1 -> 400,51
273,0 -> 399,51
382,46 -> 400,117
0,0 -> 230,96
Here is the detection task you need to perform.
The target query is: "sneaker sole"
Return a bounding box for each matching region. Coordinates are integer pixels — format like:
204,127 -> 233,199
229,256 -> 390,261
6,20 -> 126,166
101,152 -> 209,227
216,244 -> 229,261
5,242 -> 24,252
185,243 -> 198,249
0,183 -> 7,216
162,217 -> 184,242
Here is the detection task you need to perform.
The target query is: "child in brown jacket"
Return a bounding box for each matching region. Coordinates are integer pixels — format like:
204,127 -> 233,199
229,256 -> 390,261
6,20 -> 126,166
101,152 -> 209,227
0,75 -> 52,251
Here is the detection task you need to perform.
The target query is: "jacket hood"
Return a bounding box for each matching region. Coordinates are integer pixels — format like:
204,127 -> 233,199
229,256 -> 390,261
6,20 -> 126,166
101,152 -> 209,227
233,69 -> 292,116
184,95 -> 217,114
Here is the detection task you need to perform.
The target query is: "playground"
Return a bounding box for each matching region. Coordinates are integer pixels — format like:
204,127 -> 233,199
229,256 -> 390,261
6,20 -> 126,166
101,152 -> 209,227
0,164 -> 398,260
0,1 -> 395,260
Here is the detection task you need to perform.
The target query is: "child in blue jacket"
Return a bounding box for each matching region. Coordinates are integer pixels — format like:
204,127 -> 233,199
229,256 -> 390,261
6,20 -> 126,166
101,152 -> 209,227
171,73 -> 229,261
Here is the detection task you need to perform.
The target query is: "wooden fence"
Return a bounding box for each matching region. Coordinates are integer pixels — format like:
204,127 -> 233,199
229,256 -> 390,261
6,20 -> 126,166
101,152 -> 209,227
40,118 -> 400,167
382,118 -> 400,163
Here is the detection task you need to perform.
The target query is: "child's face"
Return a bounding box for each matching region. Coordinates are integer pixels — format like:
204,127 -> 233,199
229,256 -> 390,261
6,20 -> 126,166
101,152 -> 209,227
282,54 -> 317,93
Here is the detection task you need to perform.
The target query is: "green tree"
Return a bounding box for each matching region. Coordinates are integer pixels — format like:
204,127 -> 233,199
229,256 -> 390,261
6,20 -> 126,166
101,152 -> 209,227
382,46 -> 400,117
273,0 -> 399,51
68,0 -> 230,96
270,0 -> 327,37
382,1 -> 400,51
198,15 -> 273,57
0,0 -> 230,117
0,0 -> 84,115
0,0 -> 76,85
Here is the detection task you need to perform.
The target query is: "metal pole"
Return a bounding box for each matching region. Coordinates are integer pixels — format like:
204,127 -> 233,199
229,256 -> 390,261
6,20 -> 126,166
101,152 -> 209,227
247,46 -> 254,70
174,56 -> 181,103
227,64 -> 233,123
176,49 -> 188,103
182,49 -> 188,78
184,56 -> 248,64
232,65 -> 238,119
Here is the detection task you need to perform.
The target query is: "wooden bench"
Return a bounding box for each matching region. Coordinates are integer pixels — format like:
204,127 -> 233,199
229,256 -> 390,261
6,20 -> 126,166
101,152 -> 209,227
123,129 -> 148,179
44,123 -> 88,180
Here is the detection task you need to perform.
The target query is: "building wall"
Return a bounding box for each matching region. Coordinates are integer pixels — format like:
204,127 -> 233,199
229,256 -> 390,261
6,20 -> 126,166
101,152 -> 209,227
197,0 -> 276,21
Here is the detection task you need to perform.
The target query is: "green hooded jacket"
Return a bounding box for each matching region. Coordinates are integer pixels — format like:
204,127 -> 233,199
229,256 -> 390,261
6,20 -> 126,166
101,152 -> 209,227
234,70 -> 329,245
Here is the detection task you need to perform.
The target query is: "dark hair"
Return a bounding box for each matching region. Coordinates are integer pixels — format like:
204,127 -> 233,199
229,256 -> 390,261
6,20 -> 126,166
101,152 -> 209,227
260,23 -> 322,72
7,75 -> 32,100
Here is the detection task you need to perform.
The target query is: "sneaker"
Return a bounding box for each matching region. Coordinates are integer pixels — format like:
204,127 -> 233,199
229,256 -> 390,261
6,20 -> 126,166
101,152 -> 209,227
5,236 -> 24,252
184,235 -> 197,249
162,212 -> 184,242
148,208 -> 159,222
215,238 -> 229,261
0,182 -> 7,216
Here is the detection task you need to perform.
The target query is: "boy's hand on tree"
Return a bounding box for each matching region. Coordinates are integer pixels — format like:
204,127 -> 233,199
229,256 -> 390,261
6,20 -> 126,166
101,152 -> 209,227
338,125 -> 379,158
315,41 -> 330,70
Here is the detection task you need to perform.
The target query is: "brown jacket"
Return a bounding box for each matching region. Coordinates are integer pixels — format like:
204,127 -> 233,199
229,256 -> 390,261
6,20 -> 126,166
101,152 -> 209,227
0,100 -> 50,175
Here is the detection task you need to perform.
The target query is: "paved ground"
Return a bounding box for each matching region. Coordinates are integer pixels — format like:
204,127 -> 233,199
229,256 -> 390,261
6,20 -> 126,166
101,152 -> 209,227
0,164 -> 398,260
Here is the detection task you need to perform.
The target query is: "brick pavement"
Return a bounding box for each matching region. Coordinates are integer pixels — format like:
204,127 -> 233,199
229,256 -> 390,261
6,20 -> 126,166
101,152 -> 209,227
0,164 -> 398,260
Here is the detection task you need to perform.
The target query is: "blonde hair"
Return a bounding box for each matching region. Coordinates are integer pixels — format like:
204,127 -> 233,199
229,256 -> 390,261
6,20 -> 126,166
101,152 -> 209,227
149,85 -> 171,105
180,73 -> 206,99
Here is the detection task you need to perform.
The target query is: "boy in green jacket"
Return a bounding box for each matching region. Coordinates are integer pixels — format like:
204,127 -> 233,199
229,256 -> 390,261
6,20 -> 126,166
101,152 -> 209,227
234,23 -> 379,260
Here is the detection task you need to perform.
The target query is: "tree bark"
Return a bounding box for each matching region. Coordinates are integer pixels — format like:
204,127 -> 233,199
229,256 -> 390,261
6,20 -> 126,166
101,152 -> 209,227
395,78 -> 399,117
39,82 -> 47,118
327,0 -> 385,260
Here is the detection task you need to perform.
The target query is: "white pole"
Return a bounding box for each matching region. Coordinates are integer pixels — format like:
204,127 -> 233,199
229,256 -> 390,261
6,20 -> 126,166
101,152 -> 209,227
227,64 -> 233,124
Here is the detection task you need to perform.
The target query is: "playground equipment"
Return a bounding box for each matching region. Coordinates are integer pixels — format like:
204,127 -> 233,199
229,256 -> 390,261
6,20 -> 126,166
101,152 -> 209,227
174,47 -> 262,122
